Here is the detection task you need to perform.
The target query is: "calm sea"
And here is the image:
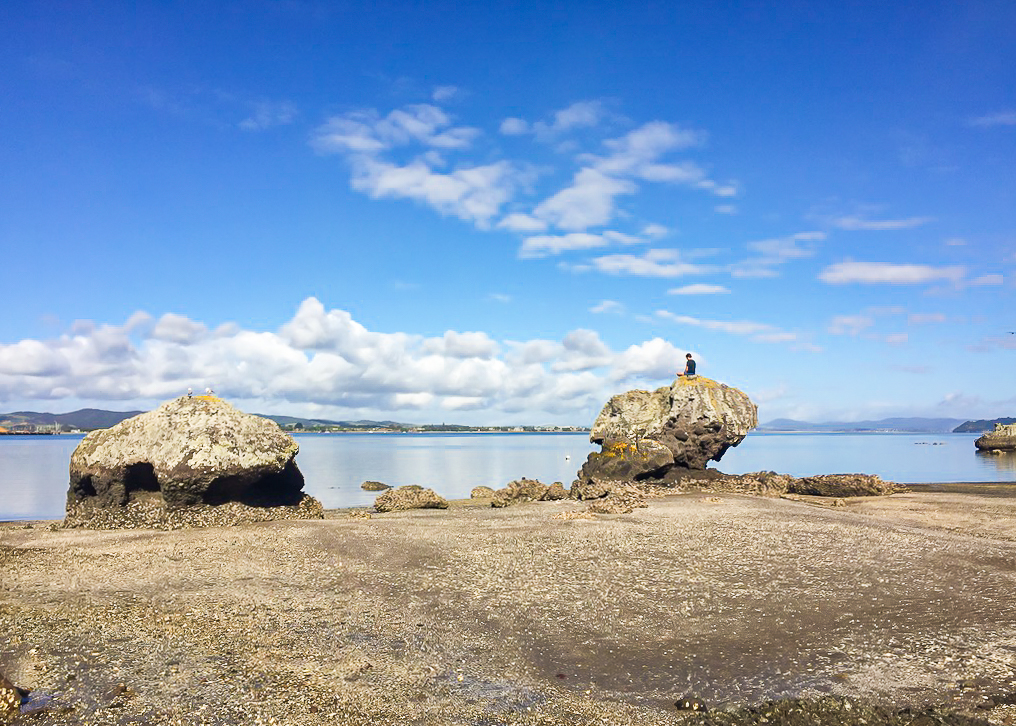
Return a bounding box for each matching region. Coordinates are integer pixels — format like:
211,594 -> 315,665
1,431 -> 1013,521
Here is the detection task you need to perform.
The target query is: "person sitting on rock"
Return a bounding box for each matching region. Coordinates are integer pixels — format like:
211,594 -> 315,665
677,353 -> 697,379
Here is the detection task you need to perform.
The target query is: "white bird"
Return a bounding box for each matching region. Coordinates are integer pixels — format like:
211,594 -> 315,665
205,387 -> 214,396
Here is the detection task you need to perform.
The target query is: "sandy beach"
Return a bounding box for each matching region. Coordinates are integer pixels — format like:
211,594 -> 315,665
3,486 -> 1016,725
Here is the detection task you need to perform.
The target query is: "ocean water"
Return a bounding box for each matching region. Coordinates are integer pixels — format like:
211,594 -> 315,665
1,431 -> 1012,521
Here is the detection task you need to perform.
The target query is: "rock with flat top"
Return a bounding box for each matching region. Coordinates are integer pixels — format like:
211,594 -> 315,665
374,485 -> 449,513
575,377 -> 757,495
66,396 -> 319,528
589,376 -> 757,470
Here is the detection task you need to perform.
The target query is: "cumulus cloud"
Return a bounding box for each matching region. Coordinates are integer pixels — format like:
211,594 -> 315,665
0,298 -> 702,423
819,262 -> 966,285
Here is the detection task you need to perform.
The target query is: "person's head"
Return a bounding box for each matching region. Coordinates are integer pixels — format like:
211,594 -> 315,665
686,353 -> 693,359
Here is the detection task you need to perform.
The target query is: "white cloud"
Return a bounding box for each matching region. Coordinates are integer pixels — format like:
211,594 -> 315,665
239,100 -> 297,131
590,300 -> 624,314
733,231 -> 825,278
0,299 -> 712,423
657,311 -> 774,336
150,313 -> 208,344
829,314 -> 874,335
885,333 -> 909,345
667,284 -> 730,295
969,111 -> 1016,127
532,168 -> 636,231
715,204 -> 737,215
432,85 -> 459,102
832,215 -> 935,231
655,311 -> 804,347
819,262 -> 966,285
971,273 -> 1004,286
583,249 -> 712,278
908,313 -> 947,324
488,293 -> 512,304
497,212 -> 548,232
312,105 -> 479,155
520,232 -> 611,258
499,117 -> 529,135
642,223 -> 668,238
351,158 -> 521,228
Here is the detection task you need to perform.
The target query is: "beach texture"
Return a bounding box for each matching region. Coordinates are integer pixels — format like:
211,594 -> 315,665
3,487 -> 1016,724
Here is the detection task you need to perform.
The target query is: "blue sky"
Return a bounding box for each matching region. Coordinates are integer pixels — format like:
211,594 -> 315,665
1,1 -> 1014,425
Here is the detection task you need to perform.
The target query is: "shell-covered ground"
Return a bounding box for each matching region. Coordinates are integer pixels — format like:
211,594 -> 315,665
3,486 -> 1016,725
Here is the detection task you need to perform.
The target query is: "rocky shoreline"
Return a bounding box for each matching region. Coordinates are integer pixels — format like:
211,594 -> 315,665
4,485 -> 1016,725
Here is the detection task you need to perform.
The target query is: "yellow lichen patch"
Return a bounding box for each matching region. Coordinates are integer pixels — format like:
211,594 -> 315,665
678,375 -> 721,389
195,395 -> 219,401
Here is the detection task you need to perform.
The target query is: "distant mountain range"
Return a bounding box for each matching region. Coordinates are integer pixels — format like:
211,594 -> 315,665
758,417 -> 969,433
0,409 -> 413,432
1,408 -> 1009,435
0,408 -> 145,431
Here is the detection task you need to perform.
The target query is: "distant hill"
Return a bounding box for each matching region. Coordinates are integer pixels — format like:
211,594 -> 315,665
758,417 -> 966,433
0,408 -> 144,431
953,417 -> 1016,433
258,415 -> 412,430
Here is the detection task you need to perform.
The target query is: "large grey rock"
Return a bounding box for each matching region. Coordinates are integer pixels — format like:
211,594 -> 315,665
66,396 -> 318,527
589,376 -> 757,469
975,423 -> 1016,452
575,376 -> 757,494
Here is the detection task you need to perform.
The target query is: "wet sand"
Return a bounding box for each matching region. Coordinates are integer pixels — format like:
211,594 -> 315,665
3,485 -> 1016,724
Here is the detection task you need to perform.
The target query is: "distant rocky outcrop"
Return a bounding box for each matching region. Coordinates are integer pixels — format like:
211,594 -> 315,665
65,396 -> 321,528
374,485 -> 449,513
575,377 -> 757,492
361,480 -> 391,491
975,423 -> 1016,452
470,486 -> 496,499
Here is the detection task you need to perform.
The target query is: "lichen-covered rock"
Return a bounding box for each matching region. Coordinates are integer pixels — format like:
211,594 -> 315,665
361,480 -> 391,491
574,377 -> 756,493
0,671 -> 27,715
66,396 -> 318,528
374,485 -> 448,513
577,440 -> 674,482
589,376 -> 757,470
491,478 -> 548,508
543,481 -> 568,501
470,486 -> 496,499
975,423 -> 1016,452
